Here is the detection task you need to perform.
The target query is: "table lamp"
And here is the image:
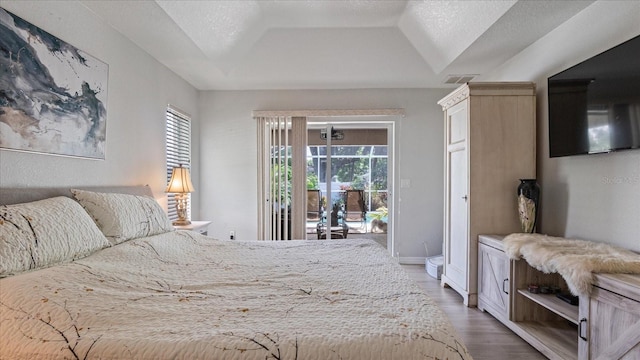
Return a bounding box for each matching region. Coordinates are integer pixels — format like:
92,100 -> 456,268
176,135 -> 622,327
166,164 -> 195,225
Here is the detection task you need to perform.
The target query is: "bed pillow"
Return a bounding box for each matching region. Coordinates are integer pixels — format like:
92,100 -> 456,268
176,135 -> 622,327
0,196 -> 110,277
71,189 -> 173,245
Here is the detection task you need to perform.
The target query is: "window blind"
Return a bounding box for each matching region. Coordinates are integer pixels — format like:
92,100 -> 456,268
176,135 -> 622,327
166,106 -> 192,221
256,116 -> 307,240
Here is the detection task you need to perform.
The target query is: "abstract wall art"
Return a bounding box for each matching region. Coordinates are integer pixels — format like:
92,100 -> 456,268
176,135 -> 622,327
0,7 -> 108,159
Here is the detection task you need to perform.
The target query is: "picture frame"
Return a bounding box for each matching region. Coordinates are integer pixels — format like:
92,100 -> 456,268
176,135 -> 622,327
0,7 -> 108,159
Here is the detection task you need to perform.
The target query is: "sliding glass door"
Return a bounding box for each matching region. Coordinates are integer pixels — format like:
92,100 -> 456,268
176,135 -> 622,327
255,110 -> 397,252
305,122 -> 393,250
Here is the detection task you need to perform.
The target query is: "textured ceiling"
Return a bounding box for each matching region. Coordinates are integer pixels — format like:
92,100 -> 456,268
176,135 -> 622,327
81,0 -> 595,90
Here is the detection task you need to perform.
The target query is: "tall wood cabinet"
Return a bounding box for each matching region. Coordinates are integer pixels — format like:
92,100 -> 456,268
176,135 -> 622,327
437,82 -> 536,306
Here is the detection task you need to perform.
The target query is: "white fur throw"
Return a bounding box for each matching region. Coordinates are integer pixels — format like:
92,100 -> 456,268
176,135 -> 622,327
503,233 -> 640,297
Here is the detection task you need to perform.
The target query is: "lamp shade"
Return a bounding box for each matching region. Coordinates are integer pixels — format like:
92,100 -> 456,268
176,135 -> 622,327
166,165 -> 195,193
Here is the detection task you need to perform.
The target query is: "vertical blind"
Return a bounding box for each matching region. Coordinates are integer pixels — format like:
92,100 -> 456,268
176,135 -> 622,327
256,116 -> 307,240
166,106 -> 192,221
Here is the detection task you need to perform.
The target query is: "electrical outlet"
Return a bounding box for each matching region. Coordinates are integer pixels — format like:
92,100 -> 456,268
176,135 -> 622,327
230,230 -> 235,240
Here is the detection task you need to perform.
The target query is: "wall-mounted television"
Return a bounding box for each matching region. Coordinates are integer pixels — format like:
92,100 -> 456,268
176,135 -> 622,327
547,34 -> 640,158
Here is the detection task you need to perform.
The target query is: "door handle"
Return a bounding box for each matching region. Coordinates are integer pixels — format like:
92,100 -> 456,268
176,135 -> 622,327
579,318 -> 588,341
462,195 -> 468,201
502,278 -> 509,294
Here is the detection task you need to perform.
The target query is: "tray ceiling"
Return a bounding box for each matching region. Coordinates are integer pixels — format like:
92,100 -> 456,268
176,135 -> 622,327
81,0 -> 594,90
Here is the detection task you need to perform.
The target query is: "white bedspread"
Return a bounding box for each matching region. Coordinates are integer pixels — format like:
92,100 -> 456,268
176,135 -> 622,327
0,232 -> 471,360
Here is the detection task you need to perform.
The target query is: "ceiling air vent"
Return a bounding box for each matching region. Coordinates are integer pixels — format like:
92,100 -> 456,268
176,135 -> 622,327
444,74 -> 478,85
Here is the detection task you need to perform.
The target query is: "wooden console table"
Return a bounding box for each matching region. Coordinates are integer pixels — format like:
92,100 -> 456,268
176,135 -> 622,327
478,235 -> 640,359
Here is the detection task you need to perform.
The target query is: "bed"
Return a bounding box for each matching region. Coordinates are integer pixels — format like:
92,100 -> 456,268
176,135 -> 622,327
0,186 -> 471,360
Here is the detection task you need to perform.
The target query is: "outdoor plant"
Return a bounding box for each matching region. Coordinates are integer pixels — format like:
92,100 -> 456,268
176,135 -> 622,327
370,206 -> 388,220
271,162 -> 291,206
307,172 -> 318,189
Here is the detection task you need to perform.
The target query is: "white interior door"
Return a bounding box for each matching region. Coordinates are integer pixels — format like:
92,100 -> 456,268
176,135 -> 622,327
448,147 -> 468,286
445,100 -> 469,288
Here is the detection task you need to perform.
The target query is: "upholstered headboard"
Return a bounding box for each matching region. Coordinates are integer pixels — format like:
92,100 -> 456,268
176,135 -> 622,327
0,185 -> 154,206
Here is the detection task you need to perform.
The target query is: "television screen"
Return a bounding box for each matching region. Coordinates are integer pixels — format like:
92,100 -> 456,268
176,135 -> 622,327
548,35 -> 640,157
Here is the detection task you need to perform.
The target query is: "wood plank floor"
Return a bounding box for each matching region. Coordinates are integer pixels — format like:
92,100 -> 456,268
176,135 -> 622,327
402,264 -> 546,360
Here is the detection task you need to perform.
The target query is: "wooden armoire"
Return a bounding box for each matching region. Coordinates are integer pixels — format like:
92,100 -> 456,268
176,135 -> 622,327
437,82 -> 536,306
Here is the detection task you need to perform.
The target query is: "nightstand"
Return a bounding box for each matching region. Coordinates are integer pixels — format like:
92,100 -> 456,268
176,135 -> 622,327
173,221 -> 212,235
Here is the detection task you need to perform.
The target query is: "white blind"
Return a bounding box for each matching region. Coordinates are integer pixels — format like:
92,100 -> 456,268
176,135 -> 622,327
256,116 -> 307,240
166,106 -> 192,221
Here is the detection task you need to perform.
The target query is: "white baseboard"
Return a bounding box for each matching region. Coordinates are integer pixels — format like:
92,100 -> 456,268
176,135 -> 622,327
399,257 -> 425,265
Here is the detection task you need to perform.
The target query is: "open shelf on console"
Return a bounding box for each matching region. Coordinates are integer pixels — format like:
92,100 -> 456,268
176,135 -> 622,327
511,258 -> 579,360
512,320 -> 578,360
517,289 -> 579,324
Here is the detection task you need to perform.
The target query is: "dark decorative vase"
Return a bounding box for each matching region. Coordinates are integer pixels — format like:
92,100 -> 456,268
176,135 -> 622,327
517,179 -> 540,233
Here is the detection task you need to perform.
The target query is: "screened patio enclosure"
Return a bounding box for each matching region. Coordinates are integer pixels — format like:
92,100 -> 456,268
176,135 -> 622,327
306,144 -> 388,225
306,127 -> 389,240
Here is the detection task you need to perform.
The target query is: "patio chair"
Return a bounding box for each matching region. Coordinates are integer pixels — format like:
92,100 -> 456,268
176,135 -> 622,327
307,189 -> 322,223
317,201 -> 349,239
343,189 -> 367,232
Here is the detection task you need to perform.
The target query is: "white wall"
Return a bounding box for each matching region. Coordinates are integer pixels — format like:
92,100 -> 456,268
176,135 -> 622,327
198,89 -> 450,261
0,1 -> 200,213
482,0 -> 640,252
